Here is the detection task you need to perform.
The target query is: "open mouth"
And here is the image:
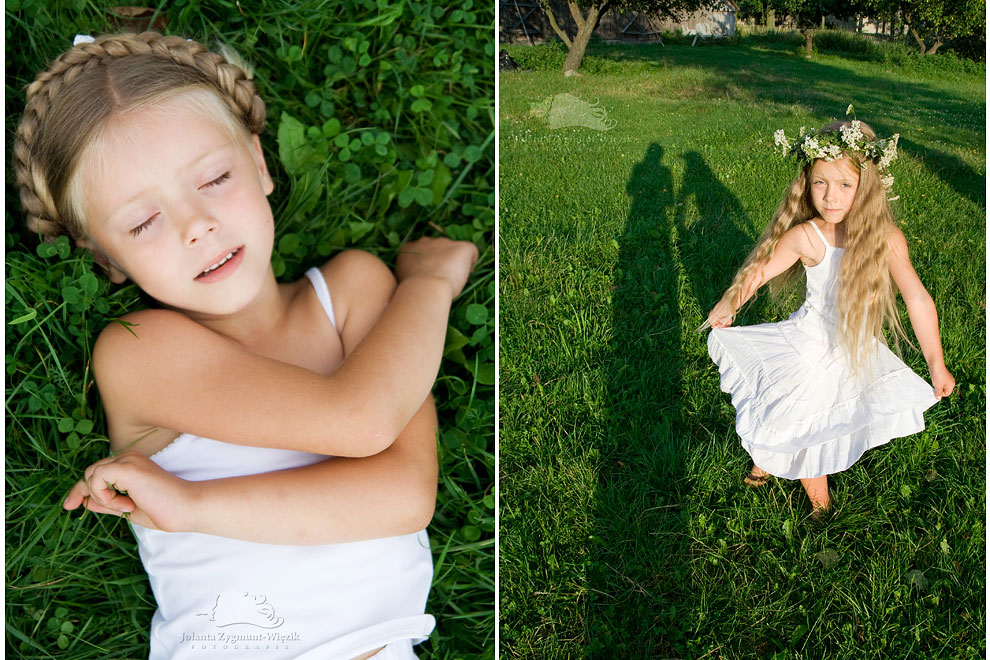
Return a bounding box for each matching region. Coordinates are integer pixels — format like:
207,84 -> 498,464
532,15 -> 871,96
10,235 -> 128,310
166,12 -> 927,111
196,248 -> 242,280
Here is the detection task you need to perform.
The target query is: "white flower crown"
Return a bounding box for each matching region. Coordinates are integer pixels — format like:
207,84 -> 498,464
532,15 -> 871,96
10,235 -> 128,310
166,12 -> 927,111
772,108 -> 900,198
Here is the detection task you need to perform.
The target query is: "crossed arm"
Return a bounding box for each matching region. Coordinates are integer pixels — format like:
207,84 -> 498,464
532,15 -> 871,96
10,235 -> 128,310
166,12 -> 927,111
63,237 -> 478,544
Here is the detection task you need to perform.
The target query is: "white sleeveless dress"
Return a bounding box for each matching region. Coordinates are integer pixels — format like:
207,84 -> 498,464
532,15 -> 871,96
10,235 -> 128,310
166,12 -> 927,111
708,222 -> 939,479
131,267 -> 435,660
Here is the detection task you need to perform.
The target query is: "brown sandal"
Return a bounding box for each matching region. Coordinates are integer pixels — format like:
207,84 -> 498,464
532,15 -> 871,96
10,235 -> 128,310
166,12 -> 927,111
743,468 -> 770,488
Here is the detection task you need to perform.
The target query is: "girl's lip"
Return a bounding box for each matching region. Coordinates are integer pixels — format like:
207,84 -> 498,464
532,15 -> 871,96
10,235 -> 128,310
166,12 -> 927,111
195,247 -> 244,282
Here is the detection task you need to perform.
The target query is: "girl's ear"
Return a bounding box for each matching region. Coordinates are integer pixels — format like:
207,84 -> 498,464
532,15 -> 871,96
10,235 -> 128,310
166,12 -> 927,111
76,238 -> 129,284
249,134 -> 274,196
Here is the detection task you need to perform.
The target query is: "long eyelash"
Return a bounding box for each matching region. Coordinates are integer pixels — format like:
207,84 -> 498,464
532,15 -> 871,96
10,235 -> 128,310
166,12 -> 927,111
203,172 -> 231,188
130,215 -> 156,237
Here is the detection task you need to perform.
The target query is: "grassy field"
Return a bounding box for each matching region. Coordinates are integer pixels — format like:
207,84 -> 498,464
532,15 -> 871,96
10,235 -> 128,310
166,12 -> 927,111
6,2 -> 493,658
499,38 -> 985,659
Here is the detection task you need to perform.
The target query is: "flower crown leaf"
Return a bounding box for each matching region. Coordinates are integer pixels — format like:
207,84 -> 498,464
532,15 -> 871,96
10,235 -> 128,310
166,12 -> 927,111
772,111 -> 900,196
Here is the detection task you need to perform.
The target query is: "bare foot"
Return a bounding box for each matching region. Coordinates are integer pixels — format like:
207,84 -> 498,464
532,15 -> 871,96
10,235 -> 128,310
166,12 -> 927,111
800,475 -> 831,518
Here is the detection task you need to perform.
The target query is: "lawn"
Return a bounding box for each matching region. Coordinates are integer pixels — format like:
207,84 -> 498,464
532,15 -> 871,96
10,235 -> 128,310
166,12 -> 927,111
5,2 -> 494,658
499,37 -> 985,659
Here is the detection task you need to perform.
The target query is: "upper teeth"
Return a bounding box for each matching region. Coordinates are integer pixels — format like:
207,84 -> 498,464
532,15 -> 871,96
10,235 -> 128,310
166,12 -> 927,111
202,251 -> 235,275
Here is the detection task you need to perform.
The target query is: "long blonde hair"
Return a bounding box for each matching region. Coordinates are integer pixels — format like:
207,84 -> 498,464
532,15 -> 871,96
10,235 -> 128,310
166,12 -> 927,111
13,32 -> 266,242
722,121 -> 907,373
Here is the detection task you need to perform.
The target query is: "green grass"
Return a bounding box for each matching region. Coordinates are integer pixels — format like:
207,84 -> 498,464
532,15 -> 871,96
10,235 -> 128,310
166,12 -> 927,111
499,40 -> 984,658
6,1 -> 493,658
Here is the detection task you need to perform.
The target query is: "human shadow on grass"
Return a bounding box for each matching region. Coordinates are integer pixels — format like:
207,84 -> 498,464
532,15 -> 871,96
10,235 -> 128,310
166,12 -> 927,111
583,142 -> 694,657
674,151 -> 766,323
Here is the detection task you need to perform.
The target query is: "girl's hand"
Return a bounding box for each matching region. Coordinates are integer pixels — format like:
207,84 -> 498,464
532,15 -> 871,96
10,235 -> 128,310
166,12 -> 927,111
706,298 -> 735,329
930,364 -> 956,399
395,237 -> 479,299
63,451 -> 191,532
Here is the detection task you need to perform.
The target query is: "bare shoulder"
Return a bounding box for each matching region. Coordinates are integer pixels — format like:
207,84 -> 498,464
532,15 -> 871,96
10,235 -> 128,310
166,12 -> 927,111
94,309 -> 202,372
884,223 -> 910,258
318,250 -> 397,352
779,221 -> 820,261
92,309 -> 209,449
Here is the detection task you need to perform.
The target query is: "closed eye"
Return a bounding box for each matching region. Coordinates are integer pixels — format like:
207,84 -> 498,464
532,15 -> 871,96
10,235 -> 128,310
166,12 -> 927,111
202,172 -> 231,189
130,214 -> 158,237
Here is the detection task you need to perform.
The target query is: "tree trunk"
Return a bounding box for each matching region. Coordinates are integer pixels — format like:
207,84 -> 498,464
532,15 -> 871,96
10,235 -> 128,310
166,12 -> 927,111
766,8 -> 775,28
926,41 -> 942,54
909,27 -> 927,53
802,28 -> 814,54
560,2 -> 602,74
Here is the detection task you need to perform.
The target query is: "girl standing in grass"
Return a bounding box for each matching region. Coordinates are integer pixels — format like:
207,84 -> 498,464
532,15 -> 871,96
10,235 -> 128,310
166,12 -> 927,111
704,116 -> 954,518
15,32 -> 477,659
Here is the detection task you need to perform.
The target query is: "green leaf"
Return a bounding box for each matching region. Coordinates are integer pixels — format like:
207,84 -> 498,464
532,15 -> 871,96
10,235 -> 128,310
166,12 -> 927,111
278,233 -> 301,255
463,145 -> 483,163
74,419 -> 94,435
342,163 -> 362,184
322,118 -> 341,138
470,361 -> 495,385
414,187 -> 433,206
79,272 -> 99,297
465,303 -> 488,325
276,113 -> 316,176
349,221 -> 374,241
55,235 -> 70,258
58,418 -> 74,433
431,162 -> 453,205
444,326 -> 470,356
61,286 -> 81,304
8,309 -> 38,325
36,242 -> 57,258
443,151 -> 461,168
410,98 -> 432,113
410,84 -> 425,97
461,525 -> 481,542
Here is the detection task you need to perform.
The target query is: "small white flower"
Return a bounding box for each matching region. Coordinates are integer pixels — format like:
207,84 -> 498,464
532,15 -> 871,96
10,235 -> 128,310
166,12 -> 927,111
802,137 -> 820,159
773,129 -> 790,155
825,144 -> 843,160
880,175 -> 894,189
877,135 -> 899,171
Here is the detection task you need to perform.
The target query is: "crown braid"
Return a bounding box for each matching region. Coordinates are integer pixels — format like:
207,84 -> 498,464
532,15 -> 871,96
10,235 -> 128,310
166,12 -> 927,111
14,31 -> 266,241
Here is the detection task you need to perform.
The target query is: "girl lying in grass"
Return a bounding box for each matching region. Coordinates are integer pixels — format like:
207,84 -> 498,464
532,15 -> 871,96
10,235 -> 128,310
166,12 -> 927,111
16,31 -> 477,660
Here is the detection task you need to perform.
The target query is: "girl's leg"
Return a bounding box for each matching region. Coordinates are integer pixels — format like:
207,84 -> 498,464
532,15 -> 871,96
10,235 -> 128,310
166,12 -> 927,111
800,475 -> 830,512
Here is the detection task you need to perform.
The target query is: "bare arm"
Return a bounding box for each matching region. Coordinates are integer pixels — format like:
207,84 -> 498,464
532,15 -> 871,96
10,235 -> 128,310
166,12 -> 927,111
65,243 -> 459,543
886,226 -> 955,397
63,396 -> 439,544
707,223 -> 812,328
94,237 -> 477,457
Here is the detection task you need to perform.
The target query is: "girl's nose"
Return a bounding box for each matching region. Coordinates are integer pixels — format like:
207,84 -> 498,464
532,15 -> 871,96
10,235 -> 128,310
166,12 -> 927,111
181,210 -> 219,246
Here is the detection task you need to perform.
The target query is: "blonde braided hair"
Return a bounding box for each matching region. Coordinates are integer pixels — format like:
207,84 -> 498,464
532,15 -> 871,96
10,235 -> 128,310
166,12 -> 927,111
13,31 -> 266,241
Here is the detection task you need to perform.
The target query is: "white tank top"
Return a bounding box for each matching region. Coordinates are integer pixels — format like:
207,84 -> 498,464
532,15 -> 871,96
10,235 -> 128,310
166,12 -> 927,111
131,267 -> 435,659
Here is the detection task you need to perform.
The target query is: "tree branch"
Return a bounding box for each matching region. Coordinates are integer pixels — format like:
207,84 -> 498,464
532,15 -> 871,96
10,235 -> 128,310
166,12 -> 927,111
538,0 -> 573,48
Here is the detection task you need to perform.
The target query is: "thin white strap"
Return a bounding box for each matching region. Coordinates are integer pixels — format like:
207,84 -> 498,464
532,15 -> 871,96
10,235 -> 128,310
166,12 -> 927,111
304,267 -> 338,331
808,221 -> 831,249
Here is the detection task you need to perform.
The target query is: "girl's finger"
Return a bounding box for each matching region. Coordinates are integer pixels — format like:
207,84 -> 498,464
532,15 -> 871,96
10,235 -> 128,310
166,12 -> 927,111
63,480 -> 91,510
84,497 -> 134,517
